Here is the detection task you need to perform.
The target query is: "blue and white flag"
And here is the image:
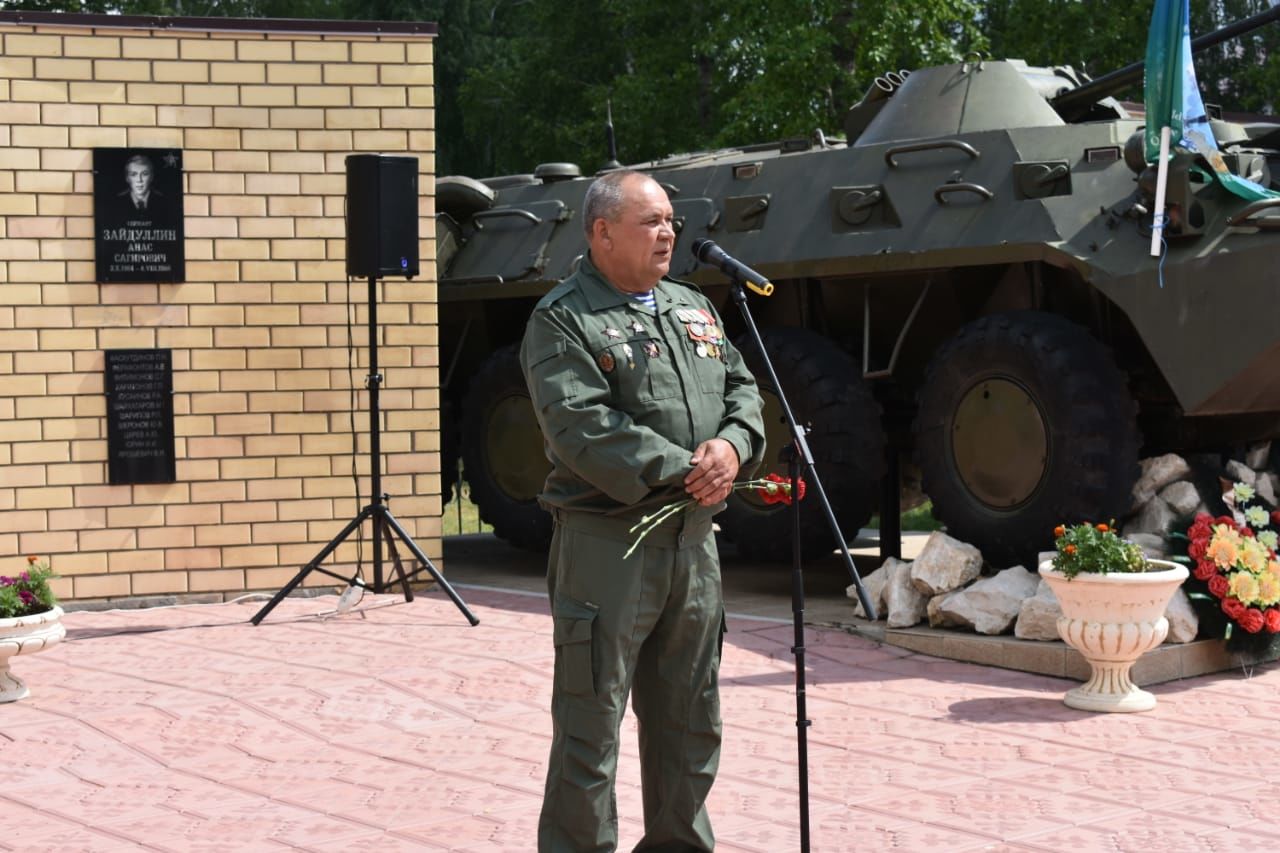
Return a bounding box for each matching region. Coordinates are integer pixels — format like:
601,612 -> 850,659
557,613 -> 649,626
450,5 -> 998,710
1145,0 -> 1279,202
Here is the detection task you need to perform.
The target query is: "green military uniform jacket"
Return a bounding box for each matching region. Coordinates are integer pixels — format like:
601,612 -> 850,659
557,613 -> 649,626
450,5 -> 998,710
520,254 -> 766,519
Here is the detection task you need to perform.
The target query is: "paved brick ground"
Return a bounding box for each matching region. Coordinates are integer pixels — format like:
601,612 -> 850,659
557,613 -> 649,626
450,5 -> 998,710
3,584 -> 1279,852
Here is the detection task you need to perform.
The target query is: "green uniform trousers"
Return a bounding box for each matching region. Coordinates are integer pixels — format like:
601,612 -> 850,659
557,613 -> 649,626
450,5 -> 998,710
539,508 -> 725,853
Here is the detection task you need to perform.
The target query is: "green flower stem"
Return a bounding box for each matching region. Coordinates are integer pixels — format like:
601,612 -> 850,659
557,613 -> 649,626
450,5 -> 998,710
622,478 -> 795,560
624,499 -> 694,559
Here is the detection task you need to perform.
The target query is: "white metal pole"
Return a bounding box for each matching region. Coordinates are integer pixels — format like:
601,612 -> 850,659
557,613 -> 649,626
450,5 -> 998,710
1150,125 -> 1172,257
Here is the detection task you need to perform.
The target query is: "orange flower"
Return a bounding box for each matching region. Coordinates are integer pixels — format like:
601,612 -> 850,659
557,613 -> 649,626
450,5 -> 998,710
1096,523 -> 1109,533
26,555 -> 38,564
1065,544 -> 1077,555
1054,525 -> 1065,538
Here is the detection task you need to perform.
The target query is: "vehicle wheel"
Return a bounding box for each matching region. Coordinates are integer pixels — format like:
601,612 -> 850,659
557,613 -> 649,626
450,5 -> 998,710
718,328 -> 884,562
461,345 -> 553,551
914,311 -> 1140,567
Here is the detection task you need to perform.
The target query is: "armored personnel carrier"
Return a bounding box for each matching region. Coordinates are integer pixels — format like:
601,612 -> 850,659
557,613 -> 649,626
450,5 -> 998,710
436,10 -> 1280,565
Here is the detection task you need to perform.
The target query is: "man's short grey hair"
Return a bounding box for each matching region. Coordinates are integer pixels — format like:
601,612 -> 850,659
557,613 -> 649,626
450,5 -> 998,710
582,169 -> 648,238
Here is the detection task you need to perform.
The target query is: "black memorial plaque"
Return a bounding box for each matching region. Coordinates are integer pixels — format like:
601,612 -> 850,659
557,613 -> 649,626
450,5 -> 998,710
93,148 -> 185,283
105,349 -> 176,485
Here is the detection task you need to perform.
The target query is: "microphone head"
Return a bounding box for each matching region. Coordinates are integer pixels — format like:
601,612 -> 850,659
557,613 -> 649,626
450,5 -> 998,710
690,238 -> 713,260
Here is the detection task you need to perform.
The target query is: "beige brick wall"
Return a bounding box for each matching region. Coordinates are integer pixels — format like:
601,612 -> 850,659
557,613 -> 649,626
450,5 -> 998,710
0,18 -> 441,603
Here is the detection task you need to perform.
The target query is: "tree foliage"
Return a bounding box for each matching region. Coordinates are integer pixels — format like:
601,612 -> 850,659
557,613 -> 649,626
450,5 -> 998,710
5,0 -> 1278,177
448,0 -> 987,176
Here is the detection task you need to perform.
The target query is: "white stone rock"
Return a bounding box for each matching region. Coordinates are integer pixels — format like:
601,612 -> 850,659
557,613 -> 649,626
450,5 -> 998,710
1124,496 -> 1178,537
847,559 -> 897,620
909,531 -> 983,596
1125,533 -> 1169,559
1131,453 -> 1192,509
927,591 -> 967,628
1257,474 -> 1277,507
1164,587 -> 1198,644
885,558 -> 930,628
1246,441 -> 1271,471
1014,578 -> 1064,641
937,566 -> 1041,635
1225,459 -> 1257,487
1158,480 -> 1202,516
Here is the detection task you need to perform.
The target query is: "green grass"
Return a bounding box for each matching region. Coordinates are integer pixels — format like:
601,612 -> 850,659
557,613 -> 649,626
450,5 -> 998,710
867,501 -> 944,532
441,484 -> 493,536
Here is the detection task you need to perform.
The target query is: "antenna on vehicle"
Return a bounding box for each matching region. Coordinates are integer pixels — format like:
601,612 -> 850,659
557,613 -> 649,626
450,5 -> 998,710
603,100 -> 622,170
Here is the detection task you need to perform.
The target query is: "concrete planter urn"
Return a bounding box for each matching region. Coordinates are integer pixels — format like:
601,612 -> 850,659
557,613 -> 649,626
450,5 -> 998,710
0,606 -> 66,703
1038,560 -> 1188,713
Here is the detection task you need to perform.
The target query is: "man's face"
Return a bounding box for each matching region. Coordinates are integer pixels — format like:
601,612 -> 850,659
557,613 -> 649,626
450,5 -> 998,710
126,162 -> 153,199
593,176 -> 675,292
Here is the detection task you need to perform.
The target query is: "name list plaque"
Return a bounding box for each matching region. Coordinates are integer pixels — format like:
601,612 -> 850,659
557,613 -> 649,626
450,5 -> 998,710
105,348 -> 177,485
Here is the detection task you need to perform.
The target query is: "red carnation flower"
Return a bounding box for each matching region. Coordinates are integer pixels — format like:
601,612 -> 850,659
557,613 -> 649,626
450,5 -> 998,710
1238,608 -> 1265,634
1222,598 -> 1247,621
1242,526 -> 1256,538
755,473 -> 805,506
1216,515 -> 1237,529
1272,510 -> 1280,525
1208,575 -> 1231,599
1193,559 -> 1218,581
1189,515 -> 1213,539
1188,540 -> 1207,560
1265,609 -> 1280,633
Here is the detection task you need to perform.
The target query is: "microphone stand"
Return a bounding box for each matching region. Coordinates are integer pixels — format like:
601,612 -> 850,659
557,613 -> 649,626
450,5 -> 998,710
725,276 -> 878,853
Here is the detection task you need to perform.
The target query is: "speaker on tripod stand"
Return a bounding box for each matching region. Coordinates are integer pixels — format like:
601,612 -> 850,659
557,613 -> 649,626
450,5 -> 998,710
346,154 -> 420,279
253,154 -> 476,626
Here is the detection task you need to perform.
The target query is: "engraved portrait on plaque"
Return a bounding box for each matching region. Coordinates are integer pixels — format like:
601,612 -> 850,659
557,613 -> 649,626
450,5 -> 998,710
93,148 -> 185,283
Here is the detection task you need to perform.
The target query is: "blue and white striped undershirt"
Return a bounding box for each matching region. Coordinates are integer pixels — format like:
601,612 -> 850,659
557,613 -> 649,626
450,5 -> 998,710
630,290 -> 657,313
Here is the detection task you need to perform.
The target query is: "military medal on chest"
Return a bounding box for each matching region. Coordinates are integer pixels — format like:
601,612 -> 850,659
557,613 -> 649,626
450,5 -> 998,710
598,351 -> 616,373
622,342 -> 635,369
682,306 -> 725,358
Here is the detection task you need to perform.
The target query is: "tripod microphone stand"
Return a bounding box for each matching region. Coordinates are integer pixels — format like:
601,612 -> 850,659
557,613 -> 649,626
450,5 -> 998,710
253,274 -> 479,627
701,242 -> 877,853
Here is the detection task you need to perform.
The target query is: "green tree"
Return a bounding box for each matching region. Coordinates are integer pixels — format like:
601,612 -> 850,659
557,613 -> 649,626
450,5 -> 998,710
451,0 -> 986,177
980,0 -> 1280,113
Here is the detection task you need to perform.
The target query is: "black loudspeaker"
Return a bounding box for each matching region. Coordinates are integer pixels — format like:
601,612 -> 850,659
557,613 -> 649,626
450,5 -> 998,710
345,154 -> 420,278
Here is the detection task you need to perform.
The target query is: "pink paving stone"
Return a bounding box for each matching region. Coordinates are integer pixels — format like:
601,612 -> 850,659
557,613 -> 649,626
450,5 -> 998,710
3,587 -> 1279,851
1019,812 -> 1223,853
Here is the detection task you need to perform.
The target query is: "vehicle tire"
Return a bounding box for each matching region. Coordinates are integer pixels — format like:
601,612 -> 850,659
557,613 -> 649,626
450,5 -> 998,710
914,311 -> 1140,567
718,328 -> 885,562
461,345 -> 553,551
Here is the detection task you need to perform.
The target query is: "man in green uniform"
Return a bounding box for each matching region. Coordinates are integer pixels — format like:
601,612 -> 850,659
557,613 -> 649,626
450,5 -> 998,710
521,170 -> 766,852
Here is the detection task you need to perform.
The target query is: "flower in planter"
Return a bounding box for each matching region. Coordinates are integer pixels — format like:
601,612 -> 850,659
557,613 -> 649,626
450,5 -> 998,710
0,556 -> 58,620
1050,521 -> 1148,579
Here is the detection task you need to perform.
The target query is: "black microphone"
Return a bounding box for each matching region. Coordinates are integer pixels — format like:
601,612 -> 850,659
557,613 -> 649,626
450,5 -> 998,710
690,239 -> 774,296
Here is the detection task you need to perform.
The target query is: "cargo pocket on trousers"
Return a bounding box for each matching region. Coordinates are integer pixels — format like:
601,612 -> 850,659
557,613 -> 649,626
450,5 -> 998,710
553,596 -> 599,697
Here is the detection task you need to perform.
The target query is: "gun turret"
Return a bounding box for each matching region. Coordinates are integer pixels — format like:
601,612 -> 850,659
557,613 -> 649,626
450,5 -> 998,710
1051,4 -> 1280,120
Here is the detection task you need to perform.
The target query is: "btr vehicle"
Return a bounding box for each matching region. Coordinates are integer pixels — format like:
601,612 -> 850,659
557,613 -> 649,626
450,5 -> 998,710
435,9 -> 1280,566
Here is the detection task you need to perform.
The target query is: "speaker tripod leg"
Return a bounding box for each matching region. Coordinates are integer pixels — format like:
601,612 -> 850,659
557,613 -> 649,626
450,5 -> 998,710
252,505 -> 375,625
379,513 -> 415,602
382,509 -> 479,626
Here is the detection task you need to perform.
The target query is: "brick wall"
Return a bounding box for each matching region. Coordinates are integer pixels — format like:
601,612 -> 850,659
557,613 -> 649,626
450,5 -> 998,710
0,16 -> 441,603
